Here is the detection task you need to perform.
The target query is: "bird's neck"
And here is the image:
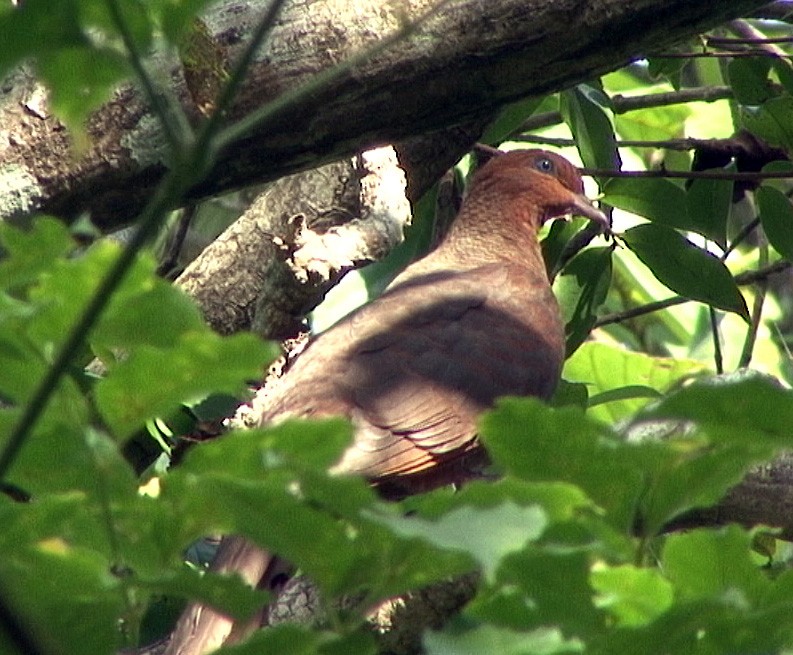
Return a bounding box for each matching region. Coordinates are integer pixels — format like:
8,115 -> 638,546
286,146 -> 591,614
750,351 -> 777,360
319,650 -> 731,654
440,190 -> 548,279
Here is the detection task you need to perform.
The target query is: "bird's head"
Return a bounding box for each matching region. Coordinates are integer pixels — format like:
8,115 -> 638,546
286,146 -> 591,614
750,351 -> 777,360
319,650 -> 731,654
470,149 -> 609,230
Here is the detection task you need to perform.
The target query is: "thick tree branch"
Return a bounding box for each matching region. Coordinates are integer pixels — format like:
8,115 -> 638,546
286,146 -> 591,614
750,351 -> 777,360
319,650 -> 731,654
0,0 -> 770,228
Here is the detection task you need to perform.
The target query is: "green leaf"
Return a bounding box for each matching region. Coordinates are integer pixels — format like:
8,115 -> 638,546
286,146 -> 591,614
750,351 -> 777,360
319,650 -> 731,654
741,96 -> 793,153
155,0 -> 216,42
635,370 -> 793,441
95,332 -> 274,438
602,178 -> 689,230
591,564 -> 673,626
481,97 -> 543,145
622,223 -> 748,318
140,567 -> 269,623
663,526 -> 769,603
771,58 -> 793,96
0,505 -> 124,655
494,550 -> 604,636
647,57 -> 687,88
563,342 -> 706,424
371,502 -> 546,582
684,173 -> 732,246
10,423 -> 135,497
560,84 -> 621,174
757,185 -> 793,261
0,218 -> 75,289
180,420 -> 354,477
0,0 -> 85,76
95,282 -> 206,351
480,398 -> 643,531
220,623 -> 376,655
37,47 -> 129,135
728,57 -> 774,105
554,247 -> 612,356
426,623 -> 581,655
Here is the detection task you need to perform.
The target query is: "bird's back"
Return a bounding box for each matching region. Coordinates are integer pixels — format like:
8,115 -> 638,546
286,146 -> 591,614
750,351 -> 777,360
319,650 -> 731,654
260,260 -> 564,496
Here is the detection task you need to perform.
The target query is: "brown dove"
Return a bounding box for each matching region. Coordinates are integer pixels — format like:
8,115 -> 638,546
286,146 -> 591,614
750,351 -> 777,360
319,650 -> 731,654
164,149 -> 608,654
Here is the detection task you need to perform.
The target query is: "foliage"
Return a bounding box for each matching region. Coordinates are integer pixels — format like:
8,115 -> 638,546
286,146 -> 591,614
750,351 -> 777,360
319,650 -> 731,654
1,2 -> 793,655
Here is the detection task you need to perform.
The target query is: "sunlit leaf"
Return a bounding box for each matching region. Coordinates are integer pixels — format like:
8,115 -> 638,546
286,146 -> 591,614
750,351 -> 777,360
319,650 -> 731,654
564,342 -> 706,423
95,333 -> 274,438
591,564 -> 673,626
426,624 -> 580,655
372,502 -> 546,582
663,526 -> 769,602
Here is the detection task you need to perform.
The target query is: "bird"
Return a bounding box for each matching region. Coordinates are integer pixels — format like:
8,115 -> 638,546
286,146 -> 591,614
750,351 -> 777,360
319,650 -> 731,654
163,149 -> 608,655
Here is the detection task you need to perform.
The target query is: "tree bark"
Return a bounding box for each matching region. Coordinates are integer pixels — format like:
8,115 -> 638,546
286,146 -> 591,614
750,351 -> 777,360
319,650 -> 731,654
0,0 -> 770,228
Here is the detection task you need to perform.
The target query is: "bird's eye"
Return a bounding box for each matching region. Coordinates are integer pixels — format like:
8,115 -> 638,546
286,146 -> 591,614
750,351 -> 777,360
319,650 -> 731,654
535,157 -> 555,174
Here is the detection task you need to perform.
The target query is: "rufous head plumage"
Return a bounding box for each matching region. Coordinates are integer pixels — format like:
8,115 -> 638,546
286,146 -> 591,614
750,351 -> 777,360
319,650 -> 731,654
468,149 -> 609,230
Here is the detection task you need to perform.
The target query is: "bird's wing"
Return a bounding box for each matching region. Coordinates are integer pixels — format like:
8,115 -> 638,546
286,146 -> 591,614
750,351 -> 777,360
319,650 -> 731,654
264,263 -> 563,485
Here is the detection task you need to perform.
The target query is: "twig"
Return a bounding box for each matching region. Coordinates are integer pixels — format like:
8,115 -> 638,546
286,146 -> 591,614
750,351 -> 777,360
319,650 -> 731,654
722,217 -> 760,260
514,134 -> 766,152
727,19 -> 792,59
595,260 -> 792,327
156,206 -> 195,279
652,50 -> 788,58
580,168 -> 793,181
519,86 -> 733,132
707,36 -> 793,45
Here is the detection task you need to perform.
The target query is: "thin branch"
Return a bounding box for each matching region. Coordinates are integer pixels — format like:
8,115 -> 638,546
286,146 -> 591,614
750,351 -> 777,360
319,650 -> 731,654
722,217 -> 760,259
707,36 -> 793,45
580,168 -> 793,181
727,19 -> 792,59
652,50 -> 788,58
610,86 -> 735,112
739,219 -> 769,368
513,134 -> 752,152
156,206 -> 195,279
519,86 -> 733,132
595,260 -> 792,328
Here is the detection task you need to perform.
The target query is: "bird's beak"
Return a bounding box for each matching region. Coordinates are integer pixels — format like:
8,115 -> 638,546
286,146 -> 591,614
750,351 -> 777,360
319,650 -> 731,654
570,194 -> 610,230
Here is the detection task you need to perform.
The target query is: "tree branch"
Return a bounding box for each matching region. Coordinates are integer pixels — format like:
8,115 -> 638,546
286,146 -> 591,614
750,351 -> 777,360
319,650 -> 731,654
0,0 -> 770,228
